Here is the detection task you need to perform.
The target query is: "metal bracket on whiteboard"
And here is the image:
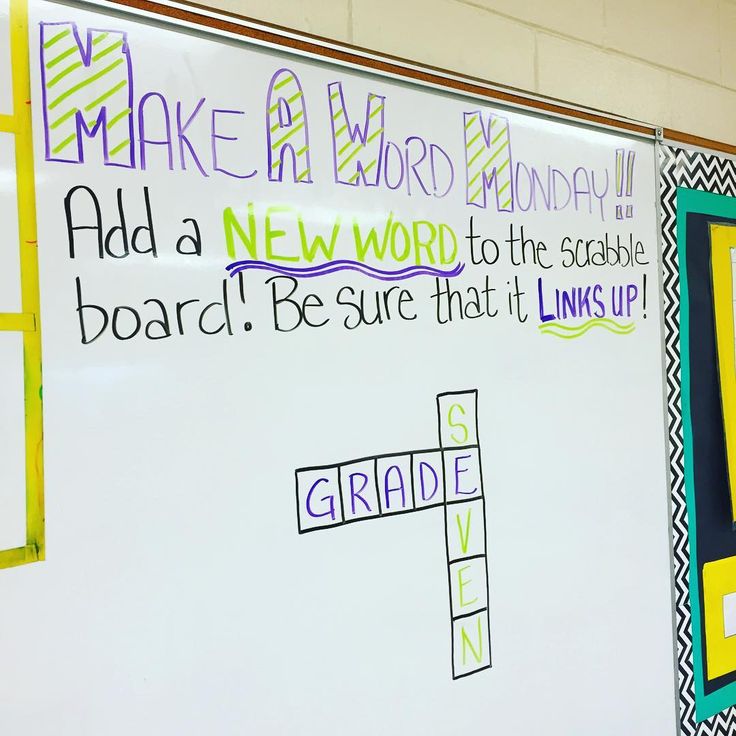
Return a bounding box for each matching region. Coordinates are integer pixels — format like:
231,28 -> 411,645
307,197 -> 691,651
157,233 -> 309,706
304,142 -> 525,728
655,128 -> 665,142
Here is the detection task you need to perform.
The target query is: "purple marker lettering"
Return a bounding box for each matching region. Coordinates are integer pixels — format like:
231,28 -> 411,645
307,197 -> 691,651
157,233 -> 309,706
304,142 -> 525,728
591,169 -> 609,221
592,284 -> 605,317
404,135 -> 430,197
454,454 -> 477,496
349,472 -> 372,513
176,98 -> 208,177
211,109 -> 256,179
552,168 -> 571,211
267,69 -> 312,184
463,110 -> 514,211
611,285 -> 624,317
531,166 -> 552,210
40,22 -> 135,169
578,286 -> 592,317
328,81 -> 385,187
515,161 -> 534,212
419,460 -> 439,501
383,140 -> 404,191
277,99 -> 292,127
626,283 -> 638,316
138,92 -> 173,171
572,166 -> 592,215
429,143 -> 454,198
561,288 -> 577,319
306,477 -> 336,520
537,277 -> 555,323
383,464 -> 406,509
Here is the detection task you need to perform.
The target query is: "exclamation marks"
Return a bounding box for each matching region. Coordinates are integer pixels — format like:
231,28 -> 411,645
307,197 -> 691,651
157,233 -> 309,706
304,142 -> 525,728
642,273 -> 647,319
238,272 -> 252,332
615,148 -> 635,220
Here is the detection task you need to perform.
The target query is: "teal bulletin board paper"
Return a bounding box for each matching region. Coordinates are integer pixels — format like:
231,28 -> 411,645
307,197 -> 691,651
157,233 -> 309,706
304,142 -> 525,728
676,186 -> 736,721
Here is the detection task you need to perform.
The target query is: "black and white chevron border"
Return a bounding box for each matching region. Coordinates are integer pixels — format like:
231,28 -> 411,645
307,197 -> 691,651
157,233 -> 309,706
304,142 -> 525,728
660,144 -> 736,736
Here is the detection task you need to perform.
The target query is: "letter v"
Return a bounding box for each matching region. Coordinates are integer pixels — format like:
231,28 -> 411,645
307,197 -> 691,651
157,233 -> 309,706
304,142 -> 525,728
456,507 -> 472,554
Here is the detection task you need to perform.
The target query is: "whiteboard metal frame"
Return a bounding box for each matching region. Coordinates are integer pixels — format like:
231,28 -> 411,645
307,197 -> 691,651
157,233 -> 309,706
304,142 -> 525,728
653,132 -> 685,736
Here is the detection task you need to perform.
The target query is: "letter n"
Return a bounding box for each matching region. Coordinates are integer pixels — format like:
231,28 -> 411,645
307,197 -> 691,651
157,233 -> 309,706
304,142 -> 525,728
463,111 -> 513,211
266,68 -> 312,183
461,617 -> 484,664
40,22 -> 134,167
328,82 -> 384,186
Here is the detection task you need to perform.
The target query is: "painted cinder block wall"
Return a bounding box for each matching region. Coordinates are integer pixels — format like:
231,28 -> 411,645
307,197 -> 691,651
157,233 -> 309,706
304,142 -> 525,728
204,0 -> 736,147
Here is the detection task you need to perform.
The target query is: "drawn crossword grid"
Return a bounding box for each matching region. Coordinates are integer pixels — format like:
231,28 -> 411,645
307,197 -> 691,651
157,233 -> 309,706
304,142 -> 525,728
296,390 -> 491,679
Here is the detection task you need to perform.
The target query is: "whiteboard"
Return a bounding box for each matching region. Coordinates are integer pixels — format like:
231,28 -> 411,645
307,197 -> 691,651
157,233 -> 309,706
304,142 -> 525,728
0,1 -> 676,734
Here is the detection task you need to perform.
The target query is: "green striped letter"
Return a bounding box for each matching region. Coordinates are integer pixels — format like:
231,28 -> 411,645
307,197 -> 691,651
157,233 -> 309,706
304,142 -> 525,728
463,111 -> 513,211
266,68 -> 312,184
40,22 -> 133,168
328,82 -> 384,187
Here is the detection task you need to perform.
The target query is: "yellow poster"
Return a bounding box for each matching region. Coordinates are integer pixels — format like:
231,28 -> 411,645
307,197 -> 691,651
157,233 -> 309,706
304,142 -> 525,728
0,0 -> 44,569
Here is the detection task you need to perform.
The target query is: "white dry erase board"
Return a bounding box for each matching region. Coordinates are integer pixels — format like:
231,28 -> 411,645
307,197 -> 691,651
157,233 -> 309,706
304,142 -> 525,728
0,0 -> 677,733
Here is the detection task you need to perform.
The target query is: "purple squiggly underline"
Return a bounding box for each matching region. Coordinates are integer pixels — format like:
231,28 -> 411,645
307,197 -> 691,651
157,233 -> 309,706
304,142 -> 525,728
225,259 -> 465,281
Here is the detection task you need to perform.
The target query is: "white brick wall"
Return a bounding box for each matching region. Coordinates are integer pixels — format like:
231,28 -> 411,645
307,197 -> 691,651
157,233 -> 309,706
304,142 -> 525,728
352,0 -> 535,90
210,0 -> 736,146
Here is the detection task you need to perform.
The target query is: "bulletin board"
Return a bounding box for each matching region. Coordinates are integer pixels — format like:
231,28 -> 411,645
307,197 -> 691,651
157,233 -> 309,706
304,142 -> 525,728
660,145 -> 736,736
0,0 -> 678,733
